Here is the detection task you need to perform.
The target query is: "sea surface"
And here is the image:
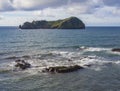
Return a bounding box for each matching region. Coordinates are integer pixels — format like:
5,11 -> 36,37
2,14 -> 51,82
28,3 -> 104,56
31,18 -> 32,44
0,27 -> 120,91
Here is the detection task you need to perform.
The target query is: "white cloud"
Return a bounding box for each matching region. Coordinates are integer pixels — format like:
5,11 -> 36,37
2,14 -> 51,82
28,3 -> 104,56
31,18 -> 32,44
11,0 -> 65,10
0,16 -> 4,20
0,0 -> 13,11
0,0 -> 102,12
0,0 -> 69,11
102,0 -> 120,7
33,8 -> 57,17
0,0 -> 120,26
94,6 -> 120,17
65,0 -> 103,15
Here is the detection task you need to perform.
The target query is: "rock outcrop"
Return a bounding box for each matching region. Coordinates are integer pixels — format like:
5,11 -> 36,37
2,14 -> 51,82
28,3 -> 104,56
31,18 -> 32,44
14,60 -> 84,73
42,65 -> 84,73
14,60 -> 31,70
112,48 -> 120,52
19,17 -> 85,29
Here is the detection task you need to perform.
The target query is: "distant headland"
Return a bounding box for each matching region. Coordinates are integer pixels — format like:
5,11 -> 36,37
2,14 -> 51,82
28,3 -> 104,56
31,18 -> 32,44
19,17 -> 85,29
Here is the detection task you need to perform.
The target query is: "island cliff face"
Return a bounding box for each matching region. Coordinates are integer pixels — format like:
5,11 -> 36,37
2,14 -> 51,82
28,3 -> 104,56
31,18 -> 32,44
19,17 -> 85,29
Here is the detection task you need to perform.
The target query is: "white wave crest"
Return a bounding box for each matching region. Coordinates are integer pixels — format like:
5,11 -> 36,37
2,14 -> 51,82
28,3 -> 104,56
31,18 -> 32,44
0,50 -> 120,75
82,47 -> 110,52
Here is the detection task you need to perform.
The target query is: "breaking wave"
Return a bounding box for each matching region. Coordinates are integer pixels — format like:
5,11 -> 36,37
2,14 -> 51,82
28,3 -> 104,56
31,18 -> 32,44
79,46 -> 111,52
0,46 -> 120,82
1,49 -> 120,75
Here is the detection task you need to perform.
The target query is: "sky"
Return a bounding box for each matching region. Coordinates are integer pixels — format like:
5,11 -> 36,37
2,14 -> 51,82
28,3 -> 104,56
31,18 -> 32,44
0,0 -> 120,26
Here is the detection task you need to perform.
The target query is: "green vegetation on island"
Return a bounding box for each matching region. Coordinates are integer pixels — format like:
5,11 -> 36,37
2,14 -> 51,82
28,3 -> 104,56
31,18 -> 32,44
19,17 -> 85,29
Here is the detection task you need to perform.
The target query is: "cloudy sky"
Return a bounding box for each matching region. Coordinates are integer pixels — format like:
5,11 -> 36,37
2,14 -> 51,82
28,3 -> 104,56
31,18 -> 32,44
0,0 -> 120,26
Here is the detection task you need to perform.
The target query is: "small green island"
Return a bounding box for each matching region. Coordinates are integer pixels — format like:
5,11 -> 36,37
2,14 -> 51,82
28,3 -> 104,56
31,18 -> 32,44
19,17 -> 85,29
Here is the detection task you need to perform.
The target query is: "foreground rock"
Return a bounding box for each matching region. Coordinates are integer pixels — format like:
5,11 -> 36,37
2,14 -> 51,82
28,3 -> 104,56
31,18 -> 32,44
42,65 -> 84,73
14,60 -> 31,70
19,17 -> 85,29
112,48 -> 120,52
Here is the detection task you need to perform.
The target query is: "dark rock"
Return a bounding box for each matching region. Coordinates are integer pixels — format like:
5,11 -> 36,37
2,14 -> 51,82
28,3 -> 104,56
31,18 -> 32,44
42,65 -> 84,73
68,59 -> 72,61
22,55 -> 31,59
112,48 -> 120,52
19,17 -> 85,29
6,56 -> 19,60
15,60 -> 31,70
84,64 -> 92,67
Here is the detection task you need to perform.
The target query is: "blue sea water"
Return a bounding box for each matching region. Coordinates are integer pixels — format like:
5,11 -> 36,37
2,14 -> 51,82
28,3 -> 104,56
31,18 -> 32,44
0,27 -> 120,91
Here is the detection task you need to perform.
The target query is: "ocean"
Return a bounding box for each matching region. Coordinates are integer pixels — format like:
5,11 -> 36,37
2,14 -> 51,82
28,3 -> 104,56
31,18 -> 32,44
0,27 -> 120,91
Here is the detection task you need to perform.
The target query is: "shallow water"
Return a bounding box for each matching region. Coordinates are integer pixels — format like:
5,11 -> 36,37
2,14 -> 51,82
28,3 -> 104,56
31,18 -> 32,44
0,27 -> 120,91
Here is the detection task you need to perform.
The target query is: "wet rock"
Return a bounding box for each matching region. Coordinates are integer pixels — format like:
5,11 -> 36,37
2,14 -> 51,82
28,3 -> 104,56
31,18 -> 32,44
112,48 -> 120,52
15,60 -> 31,70
6,56 -> 20,60
68,59 -> 72,61
42,65 -> 84,73
84,64 -> 92,67
22,55 -> 31,59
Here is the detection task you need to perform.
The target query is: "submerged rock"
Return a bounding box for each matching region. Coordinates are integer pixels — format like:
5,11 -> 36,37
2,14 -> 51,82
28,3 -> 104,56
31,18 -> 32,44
14,60 -> 31,70
42,65 -> 84,73
112,48 -> 120,52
